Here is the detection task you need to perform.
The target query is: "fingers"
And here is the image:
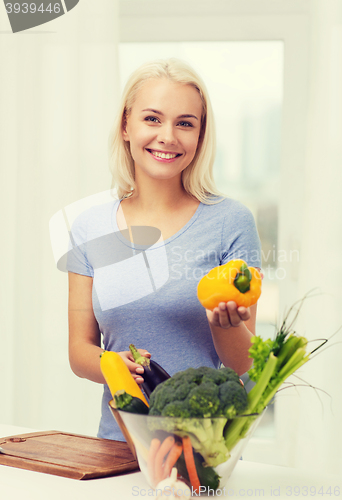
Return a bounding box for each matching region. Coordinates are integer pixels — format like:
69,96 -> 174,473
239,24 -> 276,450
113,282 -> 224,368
138,349 -> 151,359
133,372 -> 144,384
207,302 -> 251,329
135,349 -> 151,384
119,350 -> 148,384
227,302 -> 250,324
217,303 -> 233,328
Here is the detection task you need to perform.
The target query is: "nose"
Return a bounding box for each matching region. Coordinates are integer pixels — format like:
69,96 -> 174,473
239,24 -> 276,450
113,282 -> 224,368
157,123 -> 177,146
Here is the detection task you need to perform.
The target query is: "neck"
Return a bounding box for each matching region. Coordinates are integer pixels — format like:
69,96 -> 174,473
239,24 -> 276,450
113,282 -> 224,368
128,174 -> 192,212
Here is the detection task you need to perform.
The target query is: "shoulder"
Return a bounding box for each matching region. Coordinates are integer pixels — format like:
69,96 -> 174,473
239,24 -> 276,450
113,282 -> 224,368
72,199 -> 118,223
70,200 -> 119,243
210,198 -> 261,267
201,196 -> 256,225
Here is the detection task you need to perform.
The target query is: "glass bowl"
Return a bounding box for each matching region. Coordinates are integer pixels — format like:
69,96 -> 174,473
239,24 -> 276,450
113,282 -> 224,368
109,401 -> 265,494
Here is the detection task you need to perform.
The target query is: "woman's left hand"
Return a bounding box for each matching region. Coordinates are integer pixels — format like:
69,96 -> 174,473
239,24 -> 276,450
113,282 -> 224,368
206,301 -> 251,329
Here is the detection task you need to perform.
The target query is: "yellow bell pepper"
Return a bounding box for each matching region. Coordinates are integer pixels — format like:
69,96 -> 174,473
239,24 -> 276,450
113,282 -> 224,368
197,259 -> 262,310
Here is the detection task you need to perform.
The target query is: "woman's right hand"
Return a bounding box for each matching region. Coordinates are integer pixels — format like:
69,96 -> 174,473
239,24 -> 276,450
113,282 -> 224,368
118,349 -> 151,385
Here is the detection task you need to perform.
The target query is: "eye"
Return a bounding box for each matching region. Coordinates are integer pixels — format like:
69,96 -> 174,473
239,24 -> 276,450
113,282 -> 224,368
144,116 -> 160,123
178,121 -> 194,128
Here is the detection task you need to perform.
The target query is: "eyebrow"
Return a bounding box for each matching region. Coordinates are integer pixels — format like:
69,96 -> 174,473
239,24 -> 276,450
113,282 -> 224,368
141,108 -> 199,121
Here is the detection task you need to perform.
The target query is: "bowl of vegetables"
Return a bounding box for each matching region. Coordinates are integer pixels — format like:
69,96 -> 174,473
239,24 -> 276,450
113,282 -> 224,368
103,296 -> 320,496
108,364 -> 265,495
110,404 -> 264,495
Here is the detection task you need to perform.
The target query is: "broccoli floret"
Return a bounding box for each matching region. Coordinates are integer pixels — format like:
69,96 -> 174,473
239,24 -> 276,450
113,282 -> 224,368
148,365 -> 248,467
188,382 -> 220,417
149,382 -> 175,412
218,366 -> 241,385
219,381 -> 248,418
174,382 -> 197,401
172,367 -> 203,385
162,401 -> 192,417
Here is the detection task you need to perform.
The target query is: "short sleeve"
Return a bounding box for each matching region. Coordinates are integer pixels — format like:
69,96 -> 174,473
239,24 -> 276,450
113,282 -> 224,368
220,201 -> 262,269
65,211 -> 94,277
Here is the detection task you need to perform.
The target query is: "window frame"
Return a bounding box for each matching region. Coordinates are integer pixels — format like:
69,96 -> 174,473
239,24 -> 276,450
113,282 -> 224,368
118,0 -> 311,466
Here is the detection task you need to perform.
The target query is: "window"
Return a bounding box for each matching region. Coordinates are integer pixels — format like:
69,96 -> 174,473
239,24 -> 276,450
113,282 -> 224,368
119,40 -> 283,439
119,41 -> 283,334
119,0 -> 311,465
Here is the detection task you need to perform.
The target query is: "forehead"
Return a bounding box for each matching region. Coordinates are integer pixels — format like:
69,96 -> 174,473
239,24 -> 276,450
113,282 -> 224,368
132,78 -> 203,116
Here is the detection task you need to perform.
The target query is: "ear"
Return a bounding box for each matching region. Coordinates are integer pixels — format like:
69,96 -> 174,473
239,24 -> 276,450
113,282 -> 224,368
122,126 -> 130,142
122,112 -> 130,142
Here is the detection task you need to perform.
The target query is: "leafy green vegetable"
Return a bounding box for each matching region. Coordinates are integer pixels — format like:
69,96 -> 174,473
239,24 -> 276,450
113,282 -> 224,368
147,294 -> 330,471
224,307 -> 310,451
148,366 -> 248,467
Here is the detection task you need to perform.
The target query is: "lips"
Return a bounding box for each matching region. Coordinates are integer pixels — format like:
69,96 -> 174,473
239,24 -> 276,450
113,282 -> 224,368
146,149 -> 182,160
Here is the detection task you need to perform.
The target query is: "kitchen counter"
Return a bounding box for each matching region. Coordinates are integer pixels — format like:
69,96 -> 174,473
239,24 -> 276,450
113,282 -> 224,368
0,424 -> 340,499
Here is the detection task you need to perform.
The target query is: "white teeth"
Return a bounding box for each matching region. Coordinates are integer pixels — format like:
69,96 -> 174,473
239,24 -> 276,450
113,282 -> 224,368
151,151 -> 178,159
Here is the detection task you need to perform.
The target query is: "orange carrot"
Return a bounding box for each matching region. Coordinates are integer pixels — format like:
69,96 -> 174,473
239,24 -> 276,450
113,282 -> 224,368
162,441 -> 183,480
147,438 -> 161,487
154,436 -> 175,486
182,436 -> 201,494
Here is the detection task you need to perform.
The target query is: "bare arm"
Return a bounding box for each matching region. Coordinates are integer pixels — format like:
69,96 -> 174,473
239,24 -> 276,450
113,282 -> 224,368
207,302 -> 257,376
68,272 -> 149,384
68,272 -> 106,383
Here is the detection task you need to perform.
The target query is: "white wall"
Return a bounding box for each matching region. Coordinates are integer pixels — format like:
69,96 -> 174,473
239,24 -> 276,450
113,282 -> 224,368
0,1 -> 119,436
1,1 -> 341,473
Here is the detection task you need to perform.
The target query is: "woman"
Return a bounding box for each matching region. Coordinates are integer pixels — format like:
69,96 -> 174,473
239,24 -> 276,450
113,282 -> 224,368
67,59 -> 262,441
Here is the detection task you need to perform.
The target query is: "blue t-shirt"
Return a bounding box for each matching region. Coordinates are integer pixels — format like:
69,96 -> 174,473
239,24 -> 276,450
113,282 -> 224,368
66,197 -> 261,440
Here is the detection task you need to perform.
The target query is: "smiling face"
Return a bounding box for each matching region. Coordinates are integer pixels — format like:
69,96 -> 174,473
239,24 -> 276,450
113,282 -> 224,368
122,78 -> 203,183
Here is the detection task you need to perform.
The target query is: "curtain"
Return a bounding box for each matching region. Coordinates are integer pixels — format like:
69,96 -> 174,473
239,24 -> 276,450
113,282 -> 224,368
0,1 -> 119,436
276,0 -> 342,476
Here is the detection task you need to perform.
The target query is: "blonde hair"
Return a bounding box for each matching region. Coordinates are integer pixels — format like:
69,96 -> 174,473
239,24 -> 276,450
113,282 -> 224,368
108,58 -> 224,204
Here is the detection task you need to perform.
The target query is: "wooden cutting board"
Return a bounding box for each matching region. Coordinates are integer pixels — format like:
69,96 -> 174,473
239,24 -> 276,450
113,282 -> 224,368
0,430 -> 139,480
